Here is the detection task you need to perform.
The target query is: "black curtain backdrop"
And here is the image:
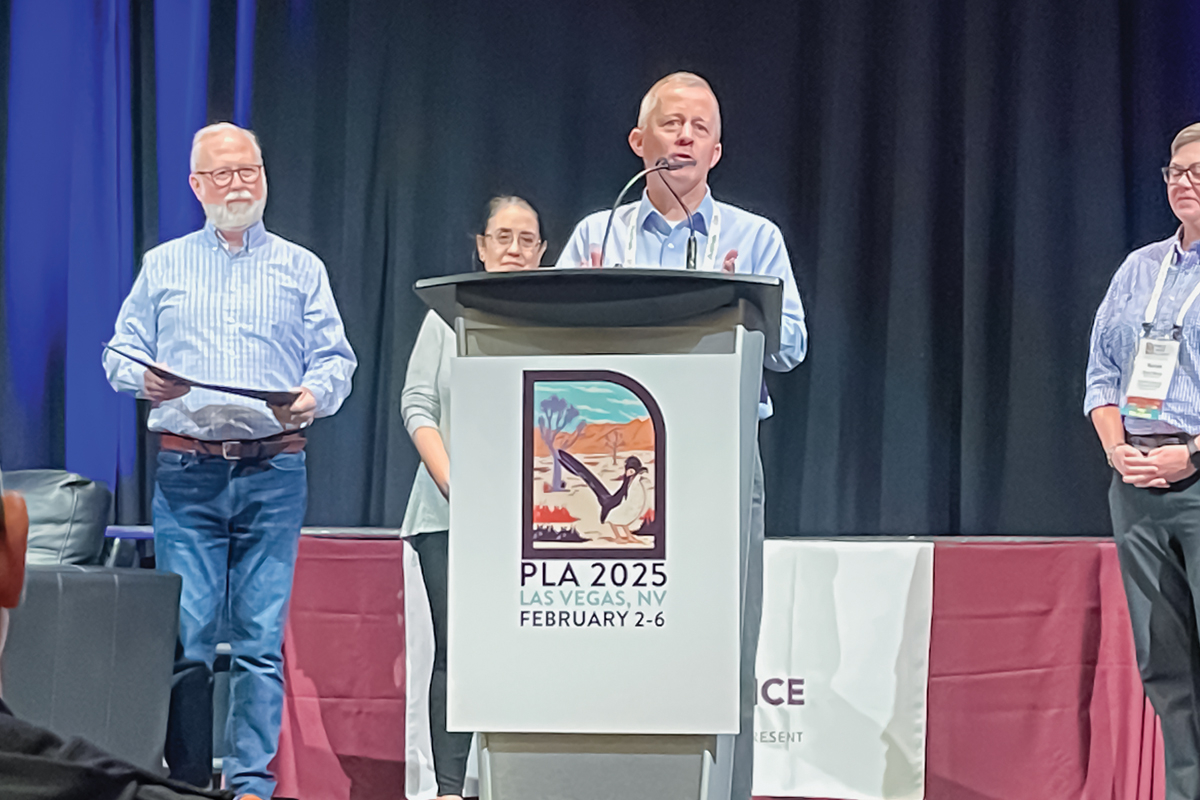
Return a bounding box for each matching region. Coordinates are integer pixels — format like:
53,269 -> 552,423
244,0 -> 1200,535
247,0 -> 1200,535
5,1 -> 1196,536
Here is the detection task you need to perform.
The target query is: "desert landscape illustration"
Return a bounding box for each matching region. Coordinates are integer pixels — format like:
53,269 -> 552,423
528,382 -> 661,550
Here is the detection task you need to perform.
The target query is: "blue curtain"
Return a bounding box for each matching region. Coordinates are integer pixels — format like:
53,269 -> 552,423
0,0 -> 255,517
3,0 -> 135,493
235,0 -> 256,127
154,0 -> 208,244
153,0 -> 254,249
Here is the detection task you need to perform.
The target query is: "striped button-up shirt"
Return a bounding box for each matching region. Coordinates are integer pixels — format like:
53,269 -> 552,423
103,221 -> 356,440
1085,231 -> 1200,434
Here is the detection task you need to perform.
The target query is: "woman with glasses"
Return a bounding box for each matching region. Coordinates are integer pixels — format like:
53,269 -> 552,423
400,196 -> 546,800
1086,122 -> 1200,800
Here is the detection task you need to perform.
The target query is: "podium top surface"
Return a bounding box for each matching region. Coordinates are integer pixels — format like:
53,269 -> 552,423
414,268 -> 783,354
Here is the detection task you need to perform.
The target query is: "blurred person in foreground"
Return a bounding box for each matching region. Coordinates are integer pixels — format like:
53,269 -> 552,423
0,470 -> 231,799
401,196 -> 546,800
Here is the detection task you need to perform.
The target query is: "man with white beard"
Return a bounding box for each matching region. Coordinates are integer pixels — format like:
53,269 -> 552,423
102,123 -> 356,800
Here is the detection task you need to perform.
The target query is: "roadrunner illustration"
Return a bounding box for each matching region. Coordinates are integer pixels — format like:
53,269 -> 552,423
556,450 -> 650,544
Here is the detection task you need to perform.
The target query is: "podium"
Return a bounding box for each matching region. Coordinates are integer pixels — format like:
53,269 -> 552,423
415,268 -> 782,800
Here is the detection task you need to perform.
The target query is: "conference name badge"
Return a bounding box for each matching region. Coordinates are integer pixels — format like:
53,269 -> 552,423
1121,338 -> 1180,420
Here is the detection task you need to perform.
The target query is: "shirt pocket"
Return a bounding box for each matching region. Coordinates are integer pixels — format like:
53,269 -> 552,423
238,265 -> 306,346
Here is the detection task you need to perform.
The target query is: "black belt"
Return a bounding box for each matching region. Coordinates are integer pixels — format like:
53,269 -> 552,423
1126,431 -> 1191,454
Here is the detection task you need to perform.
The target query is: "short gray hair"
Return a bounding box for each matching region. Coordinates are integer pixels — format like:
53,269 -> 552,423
636,72 -> 721,140
190,122 -> 263,171
1171,123 -> 1200,158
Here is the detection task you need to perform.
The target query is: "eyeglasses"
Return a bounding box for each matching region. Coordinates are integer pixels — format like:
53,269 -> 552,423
194,165 -> 263,187
1163,163 -> 1200,184
485,229 -> 542,250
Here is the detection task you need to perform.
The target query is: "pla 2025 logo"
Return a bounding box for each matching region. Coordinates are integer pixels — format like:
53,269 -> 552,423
522,370 -> 665,560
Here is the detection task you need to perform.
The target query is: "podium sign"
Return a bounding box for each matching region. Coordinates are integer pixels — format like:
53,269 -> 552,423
421,269 -> 779,799
448,351 -> 743,734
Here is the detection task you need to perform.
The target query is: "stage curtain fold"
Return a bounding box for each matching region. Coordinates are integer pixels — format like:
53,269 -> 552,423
1,0 -> 136,499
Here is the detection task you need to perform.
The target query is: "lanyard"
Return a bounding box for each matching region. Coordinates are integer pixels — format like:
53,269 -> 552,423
625,204 -> 722,270
1143,248 -> 1200,335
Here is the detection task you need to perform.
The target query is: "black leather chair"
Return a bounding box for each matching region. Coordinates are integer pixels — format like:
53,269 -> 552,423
2,566 -> 181,772
4,469 -> 110,565
0,470 -> 180,773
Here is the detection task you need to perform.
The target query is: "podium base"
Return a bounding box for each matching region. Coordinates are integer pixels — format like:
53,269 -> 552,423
477,733 -> 730,800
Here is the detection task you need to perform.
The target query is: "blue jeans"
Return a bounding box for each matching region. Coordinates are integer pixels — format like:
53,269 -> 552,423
153,449 -> 307,799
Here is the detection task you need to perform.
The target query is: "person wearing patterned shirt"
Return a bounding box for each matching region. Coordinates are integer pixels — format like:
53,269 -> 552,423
1086,121 -> 1200,800
556,72 -> 807,800
102,122 -> 356,800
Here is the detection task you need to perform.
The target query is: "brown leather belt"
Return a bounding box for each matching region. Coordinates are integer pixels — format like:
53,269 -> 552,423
160,431 -> 306,461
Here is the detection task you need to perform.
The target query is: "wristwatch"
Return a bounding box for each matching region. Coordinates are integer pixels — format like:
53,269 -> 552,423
1188,436 -> 1200,468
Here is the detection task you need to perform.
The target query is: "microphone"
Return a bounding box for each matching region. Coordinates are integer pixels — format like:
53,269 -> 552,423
657,175 -> 698,269
597,158 -> 697,268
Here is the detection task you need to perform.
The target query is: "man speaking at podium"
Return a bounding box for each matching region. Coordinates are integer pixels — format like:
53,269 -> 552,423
556,72 -> 807,800
102,123 -> 356,800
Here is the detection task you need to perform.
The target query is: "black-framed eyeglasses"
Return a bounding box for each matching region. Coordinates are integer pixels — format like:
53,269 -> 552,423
194,165 -> 263,187
484,229 -> 542,250
1163,162 -> 1200,184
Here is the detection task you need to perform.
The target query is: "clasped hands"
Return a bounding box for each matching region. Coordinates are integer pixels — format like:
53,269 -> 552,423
143,364 -> 316,427
1111,443 -> 1197,488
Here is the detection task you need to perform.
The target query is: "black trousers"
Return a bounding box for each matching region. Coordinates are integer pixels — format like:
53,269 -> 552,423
165,640 -> 214,788
1110,472 -> 1200,800
411,530 -> 472,797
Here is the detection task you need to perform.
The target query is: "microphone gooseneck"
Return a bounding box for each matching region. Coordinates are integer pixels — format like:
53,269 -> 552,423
657,176 -> 698,269
597,158 -> 696,268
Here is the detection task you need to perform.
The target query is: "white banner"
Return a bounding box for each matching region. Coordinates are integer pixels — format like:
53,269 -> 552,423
752,540 -> 934,800
403,540 -> 479,800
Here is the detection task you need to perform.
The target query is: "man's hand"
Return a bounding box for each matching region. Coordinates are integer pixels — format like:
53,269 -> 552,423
143,363 -> 190,405
1146,444 -> 1196,485
270,387 -> 316,428
1116,443 -> 1196,488
721,248 -> 739,273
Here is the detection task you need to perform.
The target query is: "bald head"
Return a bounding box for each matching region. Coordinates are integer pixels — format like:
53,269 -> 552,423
637,72 -> 721,141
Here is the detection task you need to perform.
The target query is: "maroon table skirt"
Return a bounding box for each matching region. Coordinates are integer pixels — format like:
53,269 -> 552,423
271,536 -> 1164,800
273,536 -> 408,799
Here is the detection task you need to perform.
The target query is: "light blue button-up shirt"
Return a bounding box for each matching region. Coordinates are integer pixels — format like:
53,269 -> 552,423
103,221 -> 357,441
1085,231 -> 1200,433
556,189 -> 807,418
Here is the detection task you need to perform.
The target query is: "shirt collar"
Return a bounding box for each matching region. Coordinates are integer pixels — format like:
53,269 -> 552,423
636,187 -> 715,236
204,219 -> 268,253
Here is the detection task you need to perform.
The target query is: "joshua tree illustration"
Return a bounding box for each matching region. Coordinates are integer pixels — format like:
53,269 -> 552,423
538,395 -> 586,491
603,429 -> 624,465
